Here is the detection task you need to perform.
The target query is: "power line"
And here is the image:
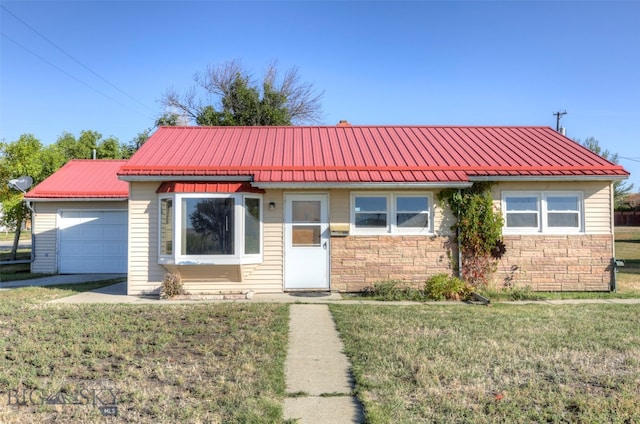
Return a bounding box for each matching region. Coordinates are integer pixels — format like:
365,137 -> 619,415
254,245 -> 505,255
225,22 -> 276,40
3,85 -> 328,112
620,156 -> 640,163
1,4 -> 156,115
1,33 -> 152,119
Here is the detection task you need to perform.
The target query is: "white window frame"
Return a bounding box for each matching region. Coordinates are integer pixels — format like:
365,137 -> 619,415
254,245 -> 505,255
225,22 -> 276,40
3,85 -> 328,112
502,191 -> 583,234
350,192 -> 433,235
243,194 -> 263,260
158,193 -> 263,265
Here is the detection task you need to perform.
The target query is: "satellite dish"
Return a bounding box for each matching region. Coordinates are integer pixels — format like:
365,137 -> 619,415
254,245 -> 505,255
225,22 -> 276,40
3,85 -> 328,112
8,176 -> 33,192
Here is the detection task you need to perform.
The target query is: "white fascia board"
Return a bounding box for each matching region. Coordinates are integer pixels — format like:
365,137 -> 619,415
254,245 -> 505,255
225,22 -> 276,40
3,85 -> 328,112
118,175 -> 254,182
252,182 -> 472,189
469,175 -> 628,182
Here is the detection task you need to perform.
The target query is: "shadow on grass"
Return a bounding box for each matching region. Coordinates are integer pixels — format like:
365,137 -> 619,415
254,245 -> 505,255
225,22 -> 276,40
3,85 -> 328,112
41,278 -> 126,294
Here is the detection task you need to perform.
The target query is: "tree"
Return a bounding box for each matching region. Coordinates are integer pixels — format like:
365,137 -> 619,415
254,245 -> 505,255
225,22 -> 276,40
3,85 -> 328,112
123,129 -> 152,158
53,130 -> 125,160
162,59 -> 323,126
580,137 -> 634,209
124,114 -> 184,157
0,134 -> 63,260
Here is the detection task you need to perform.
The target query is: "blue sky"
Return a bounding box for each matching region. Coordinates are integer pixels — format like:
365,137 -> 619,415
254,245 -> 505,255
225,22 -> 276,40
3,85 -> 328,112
1,1 -> 639,188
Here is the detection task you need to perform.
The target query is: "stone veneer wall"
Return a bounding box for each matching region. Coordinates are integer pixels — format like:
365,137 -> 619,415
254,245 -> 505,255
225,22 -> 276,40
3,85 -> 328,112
330,235 -> 457,292
494,235 -> 614,291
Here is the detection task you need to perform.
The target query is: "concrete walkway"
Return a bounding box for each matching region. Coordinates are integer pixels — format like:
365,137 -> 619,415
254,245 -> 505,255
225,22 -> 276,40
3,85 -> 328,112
45,284 -> 640,306
284,304 -> 364,423
0,274 -> 125,289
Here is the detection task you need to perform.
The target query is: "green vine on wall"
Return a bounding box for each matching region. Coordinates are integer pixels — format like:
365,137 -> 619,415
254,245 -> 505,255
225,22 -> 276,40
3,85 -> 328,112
437,182 -> 505,288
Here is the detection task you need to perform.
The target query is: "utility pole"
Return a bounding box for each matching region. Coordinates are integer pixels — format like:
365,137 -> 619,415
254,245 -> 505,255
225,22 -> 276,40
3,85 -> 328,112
553,110 -> 567,132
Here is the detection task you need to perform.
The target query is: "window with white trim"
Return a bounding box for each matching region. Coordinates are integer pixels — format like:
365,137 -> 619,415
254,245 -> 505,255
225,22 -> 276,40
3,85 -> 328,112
159,193 -> 262,264
503,191 -> 582,233
351,193 -> 432,234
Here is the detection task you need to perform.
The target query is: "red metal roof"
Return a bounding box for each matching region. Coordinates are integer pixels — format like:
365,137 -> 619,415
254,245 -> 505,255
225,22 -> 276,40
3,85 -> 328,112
26,160 -> 128,199
118,126 -> 629,184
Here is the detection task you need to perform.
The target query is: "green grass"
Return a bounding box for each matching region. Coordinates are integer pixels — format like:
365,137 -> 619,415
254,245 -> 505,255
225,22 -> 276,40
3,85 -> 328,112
0,231 -> 30,242
615,226 -> 640,261
330,304 -> 640,424
0,287 -> 290,423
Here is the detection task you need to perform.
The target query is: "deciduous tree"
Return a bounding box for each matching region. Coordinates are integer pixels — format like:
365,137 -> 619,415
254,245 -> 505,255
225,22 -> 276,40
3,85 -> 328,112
0,135 -> 63,259
162,59 -> 323,126
580,137 -> 634,209
53,130 -> 125,160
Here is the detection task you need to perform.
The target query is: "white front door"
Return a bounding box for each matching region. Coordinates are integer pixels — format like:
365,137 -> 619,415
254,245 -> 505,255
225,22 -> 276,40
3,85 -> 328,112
284,194 -> 329,290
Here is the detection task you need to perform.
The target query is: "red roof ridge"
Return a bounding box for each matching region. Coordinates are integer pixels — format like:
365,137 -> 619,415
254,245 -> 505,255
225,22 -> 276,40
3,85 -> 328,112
158,124 -> 554,130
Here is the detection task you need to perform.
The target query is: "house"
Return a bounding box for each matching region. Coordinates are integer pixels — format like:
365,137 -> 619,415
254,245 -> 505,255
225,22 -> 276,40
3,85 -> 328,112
26,123 -> 628,295
26,125 -> 629,294
25,160 -> 129,274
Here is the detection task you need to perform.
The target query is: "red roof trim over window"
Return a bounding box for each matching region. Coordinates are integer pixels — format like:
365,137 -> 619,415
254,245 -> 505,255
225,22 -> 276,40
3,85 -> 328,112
156,182 -> 265,194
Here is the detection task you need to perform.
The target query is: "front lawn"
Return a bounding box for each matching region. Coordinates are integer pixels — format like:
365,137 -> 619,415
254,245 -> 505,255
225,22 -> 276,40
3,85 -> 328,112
615,226 -> 640,261
331,304 -> 640,423
0,287 -> 289,423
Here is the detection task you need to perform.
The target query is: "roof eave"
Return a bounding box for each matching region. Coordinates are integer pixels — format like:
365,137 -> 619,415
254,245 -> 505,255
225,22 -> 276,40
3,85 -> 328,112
118,175 -> 254,182
469,175 -> 629,182
25,197 -> 128,202
252,182 -> 473,189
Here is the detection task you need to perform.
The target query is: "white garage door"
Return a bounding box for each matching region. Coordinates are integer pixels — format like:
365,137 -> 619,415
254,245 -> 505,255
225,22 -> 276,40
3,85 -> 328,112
58,210 -> 127,273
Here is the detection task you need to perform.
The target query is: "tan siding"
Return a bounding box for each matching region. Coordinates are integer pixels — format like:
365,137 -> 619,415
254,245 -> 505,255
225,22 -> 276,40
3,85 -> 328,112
31,202 -> 58,274
433,190 -> 455,236
127,182 -> 164,295
241,189 -> 284,292
31,201 -> 127,274
329,189 -> 350,225
584,184 -> 612,234
493,181 -> 613,234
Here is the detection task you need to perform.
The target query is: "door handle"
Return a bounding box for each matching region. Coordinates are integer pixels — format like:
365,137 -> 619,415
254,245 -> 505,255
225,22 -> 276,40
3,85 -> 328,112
323,242 -> 327,249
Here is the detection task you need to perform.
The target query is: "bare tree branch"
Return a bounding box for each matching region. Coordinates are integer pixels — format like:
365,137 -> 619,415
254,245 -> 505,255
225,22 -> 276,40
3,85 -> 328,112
160,59 -> 324,126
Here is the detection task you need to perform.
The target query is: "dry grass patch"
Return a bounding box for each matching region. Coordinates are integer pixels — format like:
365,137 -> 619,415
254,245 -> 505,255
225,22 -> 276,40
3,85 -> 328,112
330,304 -> 640,423
0,287 -> 289,423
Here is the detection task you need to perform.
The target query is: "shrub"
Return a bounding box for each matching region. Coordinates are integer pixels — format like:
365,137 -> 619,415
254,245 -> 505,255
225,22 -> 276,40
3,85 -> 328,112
365,280 -> 425,301
438,182 -> 505,288
364,277 -> 472,302
160,272 -> 187,299
424,274 -> 472,301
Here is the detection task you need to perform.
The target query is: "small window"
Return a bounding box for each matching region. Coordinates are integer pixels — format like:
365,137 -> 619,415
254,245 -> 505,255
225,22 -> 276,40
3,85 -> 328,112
354,196 -> 387,229
505,196 -> 539,228
351,192 -> 433,235
396,196 -> 429,229
547,195 -> 579,228
244,197 -> 261,255
503,191 -> 583,233
160,198 -> 173,256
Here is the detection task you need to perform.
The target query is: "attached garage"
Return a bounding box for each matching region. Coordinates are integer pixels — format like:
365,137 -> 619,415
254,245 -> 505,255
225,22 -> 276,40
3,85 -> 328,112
58,210 -> 127,273
25,160 -> 129,275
